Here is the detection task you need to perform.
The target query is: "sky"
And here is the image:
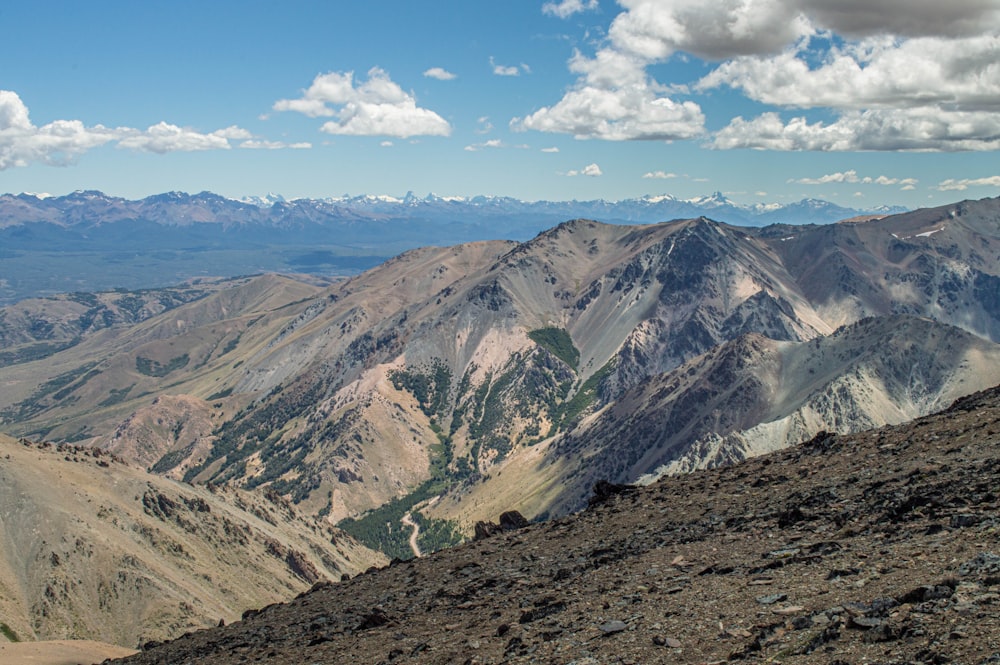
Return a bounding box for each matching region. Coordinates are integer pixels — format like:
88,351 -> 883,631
1,0 -> 999,208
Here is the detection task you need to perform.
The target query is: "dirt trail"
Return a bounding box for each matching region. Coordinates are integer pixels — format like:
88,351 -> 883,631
400,513 -> 421,558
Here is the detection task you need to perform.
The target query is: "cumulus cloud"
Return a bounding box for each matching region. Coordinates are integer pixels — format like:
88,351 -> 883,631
0,90 -> 120,169
541,146 -> 560,153
514,84 -> 704,140
423,67 -> 456,81
513,43 -> 704,140
274,68 -> 451,138
643,170 -> 678,179
566,162 -> 603,176
542,0 -> 599,19
937,175 -> 1000,191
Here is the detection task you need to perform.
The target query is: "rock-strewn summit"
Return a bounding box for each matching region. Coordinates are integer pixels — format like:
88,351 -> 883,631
112,384 -> 1000,664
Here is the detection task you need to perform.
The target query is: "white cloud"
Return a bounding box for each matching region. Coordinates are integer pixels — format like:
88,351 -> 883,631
380,140 -> 394,147
423,67 -> 456,81
790,170 -> 862,184
541,146 -> 560,153
490,57 -> 530,77
566,162 -> 603,176
711,108 -> 1000,152
698,35 -> 1000,112
0,90 -> 120,169
543,0 -> 599,19
464,139 -> 505,152
642,170 -> 678,179
937,175 -> 1000,191
274,68 -> 451,138
790,170 -> 919,186
514,82 -> 705,140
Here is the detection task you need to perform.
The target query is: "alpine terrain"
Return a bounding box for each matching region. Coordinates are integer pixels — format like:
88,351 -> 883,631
2,197 -> 999,566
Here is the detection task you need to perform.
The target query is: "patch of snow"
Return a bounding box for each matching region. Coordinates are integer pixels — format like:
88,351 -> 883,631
915,227 -> 944,238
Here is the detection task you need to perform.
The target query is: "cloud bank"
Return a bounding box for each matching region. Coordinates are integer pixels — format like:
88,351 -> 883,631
519,0 -> 1000,151
0,90 -> 276,170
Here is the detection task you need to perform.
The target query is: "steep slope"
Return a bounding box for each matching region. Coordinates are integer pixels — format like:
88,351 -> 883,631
110,384 -> 1000,665
768,197 -> 1000,338
0,433 -> 385,648
529,315 -> 1000,516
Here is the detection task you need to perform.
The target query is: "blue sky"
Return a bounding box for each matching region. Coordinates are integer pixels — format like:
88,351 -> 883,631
1,0 -> 999,207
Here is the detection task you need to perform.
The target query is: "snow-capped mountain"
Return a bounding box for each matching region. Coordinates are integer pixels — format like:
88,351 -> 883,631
0,188 -> 910,304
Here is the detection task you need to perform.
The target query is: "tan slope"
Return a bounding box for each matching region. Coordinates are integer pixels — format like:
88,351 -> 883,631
0,433 -> 385,648
0,640 -> 137,665
0,274 -> 324,445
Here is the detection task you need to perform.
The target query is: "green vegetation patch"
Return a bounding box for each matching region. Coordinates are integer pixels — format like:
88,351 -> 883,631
528,327 -> 580,370
336,480 -> 462,560
552,359 -> 615,433
136,354 -> 190,377
0,362 -> 99,421
0,339 -> 80,368
207,386 -> 234,400
388,359 -> 452,418
98,384 -> 134,407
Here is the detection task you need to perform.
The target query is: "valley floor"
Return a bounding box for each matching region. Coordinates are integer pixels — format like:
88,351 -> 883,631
0,640 -> 137,665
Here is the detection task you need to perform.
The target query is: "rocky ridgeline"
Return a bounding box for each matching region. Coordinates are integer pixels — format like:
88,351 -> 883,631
112,386 -> 1000,664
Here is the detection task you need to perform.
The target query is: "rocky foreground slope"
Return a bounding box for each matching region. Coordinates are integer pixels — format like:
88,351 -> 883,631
114,385 -> 1000,665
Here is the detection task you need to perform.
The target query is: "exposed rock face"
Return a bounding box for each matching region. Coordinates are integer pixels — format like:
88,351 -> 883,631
109,384 -> 1000,665
0,433 -> 385,647
2,198 -> 1000,533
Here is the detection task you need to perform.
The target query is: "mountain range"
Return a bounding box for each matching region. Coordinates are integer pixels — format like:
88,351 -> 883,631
2,197 -> 999,561
0,189 -> 906,305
